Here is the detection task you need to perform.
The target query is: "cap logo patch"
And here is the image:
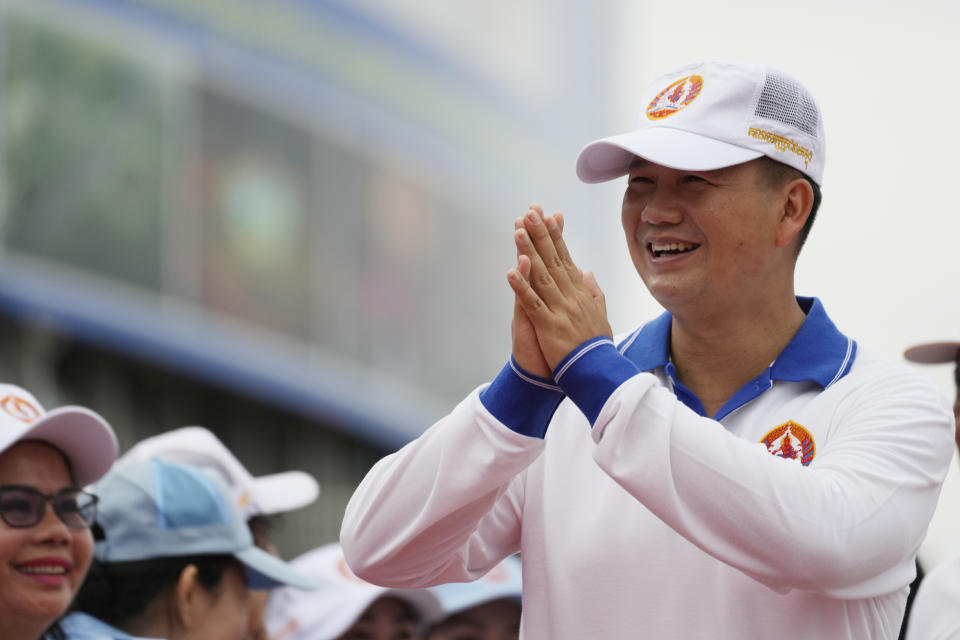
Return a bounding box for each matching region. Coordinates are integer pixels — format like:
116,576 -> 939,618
760,420 -> 815,466
0,395 -> 42,423
747,126 -> 813,168
646,74 -> 703,120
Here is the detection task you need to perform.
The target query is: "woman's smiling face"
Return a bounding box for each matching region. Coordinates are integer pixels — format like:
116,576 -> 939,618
0,441 -> 94,638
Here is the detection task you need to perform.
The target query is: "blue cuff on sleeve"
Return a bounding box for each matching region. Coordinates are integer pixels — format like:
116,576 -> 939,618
552,337 -> 640,426
479,357 -> 564,439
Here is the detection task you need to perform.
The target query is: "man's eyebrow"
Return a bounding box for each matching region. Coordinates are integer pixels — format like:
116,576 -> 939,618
628,157 -> 649,170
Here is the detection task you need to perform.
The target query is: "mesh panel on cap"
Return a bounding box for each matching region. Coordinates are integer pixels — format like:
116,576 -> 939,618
754,70 -> 819,136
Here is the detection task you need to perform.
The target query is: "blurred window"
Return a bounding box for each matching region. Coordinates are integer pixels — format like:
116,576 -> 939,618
2,15 -> 164,289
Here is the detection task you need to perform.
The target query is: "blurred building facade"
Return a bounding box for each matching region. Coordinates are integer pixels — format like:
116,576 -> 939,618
0,0 -> 620,554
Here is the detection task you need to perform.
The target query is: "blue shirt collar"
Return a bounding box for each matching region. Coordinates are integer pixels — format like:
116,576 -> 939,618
618,297 -> 856,389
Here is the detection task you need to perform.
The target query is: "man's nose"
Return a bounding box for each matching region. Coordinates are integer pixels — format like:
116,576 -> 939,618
640,190 -> 684,225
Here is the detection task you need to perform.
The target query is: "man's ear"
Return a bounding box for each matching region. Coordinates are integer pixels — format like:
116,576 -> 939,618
774,177 -> 814,249
171,564 -> 203,629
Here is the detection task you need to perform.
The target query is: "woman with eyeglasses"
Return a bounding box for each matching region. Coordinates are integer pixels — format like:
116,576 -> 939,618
0,383 -> 118,640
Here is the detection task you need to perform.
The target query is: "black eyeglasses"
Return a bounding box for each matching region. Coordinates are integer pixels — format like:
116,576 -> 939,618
0,485 -> 98,530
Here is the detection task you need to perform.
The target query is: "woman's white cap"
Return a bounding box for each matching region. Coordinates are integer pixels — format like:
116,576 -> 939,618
0,382 -> 117,486
576,60 -> 826,186
265,542 -> 443,640
120,426 -> 319,520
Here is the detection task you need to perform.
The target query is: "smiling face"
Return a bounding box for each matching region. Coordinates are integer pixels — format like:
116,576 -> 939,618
621,157 -> 803,317
0,441 -> 94,639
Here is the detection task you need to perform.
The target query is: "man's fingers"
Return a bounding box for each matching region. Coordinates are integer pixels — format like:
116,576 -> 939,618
523,209 -> 574,295
515,226 -> 559,298
514,216 -> 526,259
517,253 -> 532,279
508,263 -> 550,322
544,212 -> 581,285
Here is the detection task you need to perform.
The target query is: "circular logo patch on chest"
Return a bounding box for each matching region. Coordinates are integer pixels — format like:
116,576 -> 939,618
760,420 -> 815,466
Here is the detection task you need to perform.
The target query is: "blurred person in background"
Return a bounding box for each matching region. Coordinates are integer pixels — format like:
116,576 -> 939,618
426,555 -> 521,640
264,542 -> 442,640
60,459 -> 316,640
902,338 -> 960,640
904,340 -> 960,450
0,382 -> 117,640
120,426 -> 320,639
341,60 -> 955,638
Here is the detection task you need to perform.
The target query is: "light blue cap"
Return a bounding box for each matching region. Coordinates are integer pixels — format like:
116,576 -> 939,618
92,459 -> 317,590
429,555 -> 522,619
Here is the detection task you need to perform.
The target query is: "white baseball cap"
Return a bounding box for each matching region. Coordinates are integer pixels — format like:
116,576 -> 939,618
0,382 -> 117,486
94,459 -> 317,590
576,60 -> 826,186
120,426 -> 319,519
904,341 -> 960,365
429,555 -> 522,621
264,543 -> 443,640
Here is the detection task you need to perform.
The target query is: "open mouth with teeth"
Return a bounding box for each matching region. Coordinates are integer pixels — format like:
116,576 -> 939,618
19,565 -> 68,575
648,242 -> 700,258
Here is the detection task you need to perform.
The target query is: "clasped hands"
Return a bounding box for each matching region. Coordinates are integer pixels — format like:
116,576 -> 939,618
508,204 -> 612,380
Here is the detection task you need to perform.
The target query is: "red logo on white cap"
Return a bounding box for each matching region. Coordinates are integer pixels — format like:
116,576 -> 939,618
647,75 -> 703,120
0,395 -> 42,423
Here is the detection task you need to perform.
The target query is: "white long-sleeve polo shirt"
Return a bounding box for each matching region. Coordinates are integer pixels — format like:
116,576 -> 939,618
341,297 -> 954,639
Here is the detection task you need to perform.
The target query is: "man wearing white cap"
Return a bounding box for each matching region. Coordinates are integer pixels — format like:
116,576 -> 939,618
121,426 -> 320,640
341,61 -> 954,638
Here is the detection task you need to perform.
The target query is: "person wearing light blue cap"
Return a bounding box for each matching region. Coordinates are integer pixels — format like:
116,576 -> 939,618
59,459 -> 316,640
427,556 -> 521,640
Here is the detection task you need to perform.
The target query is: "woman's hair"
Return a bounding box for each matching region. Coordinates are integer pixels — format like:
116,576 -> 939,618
72,554 -> 237,628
